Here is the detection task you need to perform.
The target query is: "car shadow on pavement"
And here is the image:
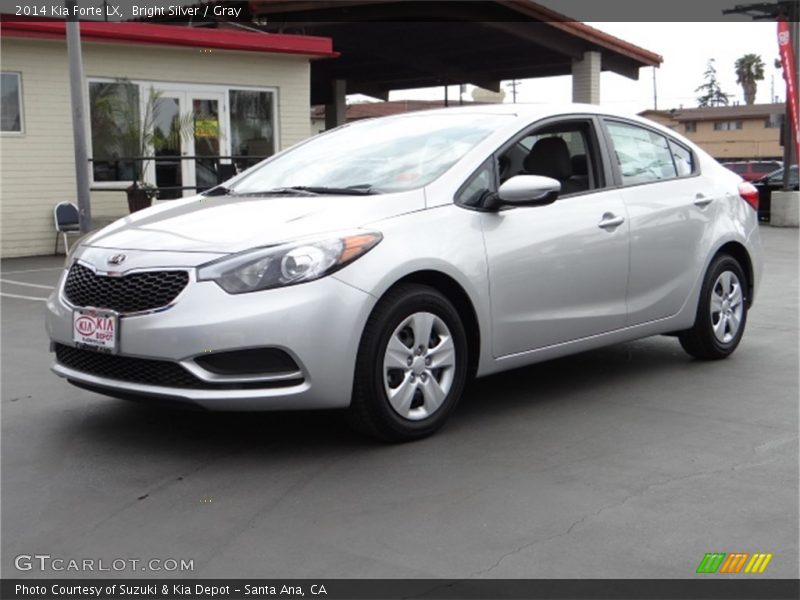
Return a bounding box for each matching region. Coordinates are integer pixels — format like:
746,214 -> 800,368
62,336 -> 696,454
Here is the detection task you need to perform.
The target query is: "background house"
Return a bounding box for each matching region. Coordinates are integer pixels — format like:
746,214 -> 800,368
639,103 -> 785,162
0,19 -> 334,258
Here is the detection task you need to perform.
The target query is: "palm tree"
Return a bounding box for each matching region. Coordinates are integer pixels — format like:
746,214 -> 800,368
735,54 -> 765,105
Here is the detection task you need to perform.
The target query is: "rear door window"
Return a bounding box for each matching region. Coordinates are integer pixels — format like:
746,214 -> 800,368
605,121 -> 677,186
668,141 -> 695,176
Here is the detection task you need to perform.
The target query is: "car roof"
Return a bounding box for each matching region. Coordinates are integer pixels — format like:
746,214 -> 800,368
377,102 -> 687,137
385,102 -> 642,121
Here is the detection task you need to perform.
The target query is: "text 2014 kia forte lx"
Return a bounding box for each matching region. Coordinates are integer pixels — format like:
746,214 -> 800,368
46,105 -> 763,441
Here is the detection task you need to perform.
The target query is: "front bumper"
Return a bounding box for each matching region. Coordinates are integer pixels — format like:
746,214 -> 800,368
46,255 -> 376,410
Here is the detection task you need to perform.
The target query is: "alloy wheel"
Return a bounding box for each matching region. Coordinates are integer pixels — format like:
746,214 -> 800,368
382,311 -> 456,421
710,270 -> 744,344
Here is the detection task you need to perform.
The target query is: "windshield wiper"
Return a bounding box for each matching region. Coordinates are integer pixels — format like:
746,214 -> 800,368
293,185 -> 378,195
203,185 -> 235,197
232,185 -> 378,197
232,187 -> 321,197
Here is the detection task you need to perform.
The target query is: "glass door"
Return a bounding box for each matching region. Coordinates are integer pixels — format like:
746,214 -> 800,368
145,87 -> 228,198
150,93 -> 185,200
187,93 -> 226,195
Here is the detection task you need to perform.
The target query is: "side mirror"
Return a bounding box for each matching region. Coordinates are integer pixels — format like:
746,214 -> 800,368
486,175 -> 561,209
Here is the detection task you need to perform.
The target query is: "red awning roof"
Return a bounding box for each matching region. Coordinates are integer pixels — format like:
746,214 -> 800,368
0,17 -> 337,58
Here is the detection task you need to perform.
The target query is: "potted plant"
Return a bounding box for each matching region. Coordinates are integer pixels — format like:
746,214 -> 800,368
90,79 -> 198,213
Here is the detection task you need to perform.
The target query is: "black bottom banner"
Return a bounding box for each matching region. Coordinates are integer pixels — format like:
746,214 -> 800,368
2,579 -> 799,600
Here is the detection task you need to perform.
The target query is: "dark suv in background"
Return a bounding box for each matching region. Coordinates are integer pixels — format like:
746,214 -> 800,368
722,160 -> 782,182
754,164 -> 799,222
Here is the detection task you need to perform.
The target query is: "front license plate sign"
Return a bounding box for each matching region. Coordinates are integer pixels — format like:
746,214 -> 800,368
73,309 -> 117,354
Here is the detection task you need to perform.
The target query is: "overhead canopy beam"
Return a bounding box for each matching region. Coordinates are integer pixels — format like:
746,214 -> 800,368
150,1 -> 662,105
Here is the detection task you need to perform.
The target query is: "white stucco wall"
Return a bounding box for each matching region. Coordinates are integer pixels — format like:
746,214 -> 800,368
0,36 -> 312,257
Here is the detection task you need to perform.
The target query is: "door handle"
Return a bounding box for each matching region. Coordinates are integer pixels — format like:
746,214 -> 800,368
694,193 -> 714,208
598,213 -> 625,230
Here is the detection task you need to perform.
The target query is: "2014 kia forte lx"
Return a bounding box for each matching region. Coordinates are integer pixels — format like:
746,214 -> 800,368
46,105 -> 763,441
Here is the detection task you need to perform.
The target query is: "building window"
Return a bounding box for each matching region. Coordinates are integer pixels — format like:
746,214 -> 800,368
765,114 -> 782,129
229,89 -> 276,172
1,72 -> 23,133
713,120 -> 743,131
89,80 -> 141,182
684,121 -> 697,133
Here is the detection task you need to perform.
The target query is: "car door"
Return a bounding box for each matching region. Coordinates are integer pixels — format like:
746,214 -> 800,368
477,117 -> 630,358
601,118 -> 717,325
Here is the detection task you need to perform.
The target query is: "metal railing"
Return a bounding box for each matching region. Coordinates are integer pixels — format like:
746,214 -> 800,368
88,154 -> 270,195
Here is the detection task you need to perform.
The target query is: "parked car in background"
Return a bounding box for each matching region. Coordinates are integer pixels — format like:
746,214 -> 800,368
722,160 -> 782,182
753,164 -> 799,222
46,105 -> 763,441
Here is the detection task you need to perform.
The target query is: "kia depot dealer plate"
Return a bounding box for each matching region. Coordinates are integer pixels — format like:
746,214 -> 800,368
73,309 -> 118,354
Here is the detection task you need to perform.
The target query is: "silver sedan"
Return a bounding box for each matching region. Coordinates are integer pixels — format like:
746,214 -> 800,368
46,104 -> 763,441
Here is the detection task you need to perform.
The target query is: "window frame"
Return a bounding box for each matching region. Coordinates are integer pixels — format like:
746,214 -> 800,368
454,157 -> 498,211
454,115 -> 613,211
227,87 -> 280,173
712,120 -> 743,131
86,79 -> 142,187
1,71 -> 24,135
599,117 -> 700,189
501,116 -> 611,193
85,77 -> 280,188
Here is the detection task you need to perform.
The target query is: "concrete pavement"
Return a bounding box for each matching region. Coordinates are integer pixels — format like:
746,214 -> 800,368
1,226 -> 797,579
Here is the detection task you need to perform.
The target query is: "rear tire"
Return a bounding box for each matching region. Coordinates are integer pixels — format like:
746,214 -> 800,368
347,284 -> 468,442
678,254 -> 748,360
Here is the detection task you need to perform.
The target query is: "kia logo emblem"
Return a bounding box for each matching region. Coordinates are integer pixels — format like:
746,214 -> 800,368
107,253 -> 127,266
75,316 -> 96,335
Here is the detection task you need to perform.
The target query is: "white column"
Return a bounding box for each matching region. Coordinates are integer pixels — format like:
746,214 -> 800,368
572,51 -> 601,104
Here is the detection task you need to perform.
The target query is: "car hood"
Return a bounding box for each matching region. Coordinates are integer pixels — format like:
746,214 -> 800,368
84,191 -> 425,253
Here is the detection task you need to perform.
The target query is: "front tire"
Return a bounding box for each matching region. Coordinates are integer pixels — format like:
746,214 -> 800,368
347,284 -> 468,442
679,254 -> 748,360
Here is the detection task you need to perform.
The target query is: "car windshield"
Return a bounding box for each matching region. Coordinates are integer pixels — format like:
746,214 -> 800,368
767,164 -> 798,184
227,112 -> 511,195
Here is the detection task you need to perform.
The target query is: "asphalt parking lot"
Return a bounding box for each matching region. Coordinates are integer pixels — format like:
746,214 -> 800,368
1,225 -> 797,580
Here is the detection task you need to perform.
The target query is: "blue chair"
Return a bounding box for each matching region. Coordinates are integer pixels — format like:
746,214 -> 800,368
53,202 -> 80,255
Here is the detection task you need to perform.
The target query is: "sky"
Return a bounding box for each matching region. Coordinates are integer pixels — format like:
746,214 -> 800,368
386,21 -> 786,113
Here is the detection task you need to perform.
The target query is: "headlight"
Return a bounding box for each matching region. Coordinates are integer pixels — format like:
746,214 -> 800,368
197,231 -> 382,294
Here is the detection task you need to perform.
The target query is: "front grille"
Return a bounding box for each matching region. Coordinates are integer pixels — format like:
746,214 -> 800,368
56,344 -> 203,388
55,344 -> 295,390
63,262 -> 189,313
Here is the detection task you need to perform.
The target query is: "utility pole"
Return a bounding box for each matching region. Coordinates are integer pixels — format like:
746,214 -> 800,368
506,80 -> 520,103
65,0 -> 92,234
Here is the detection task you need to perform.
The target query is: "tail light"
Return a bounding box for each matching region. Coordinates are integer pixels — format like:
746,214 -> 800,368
739,181 -> 759,211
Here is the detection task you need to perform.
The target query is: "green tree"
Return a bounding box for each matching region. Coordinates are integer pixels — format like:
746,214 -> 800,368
695,59 -> 731,107
735,54 -> 765,105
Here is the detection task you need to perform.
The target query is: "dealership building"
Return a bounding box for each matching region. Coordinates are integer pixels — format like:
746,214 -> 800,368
0,18 -> 335,258
0,1 -> 661,258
